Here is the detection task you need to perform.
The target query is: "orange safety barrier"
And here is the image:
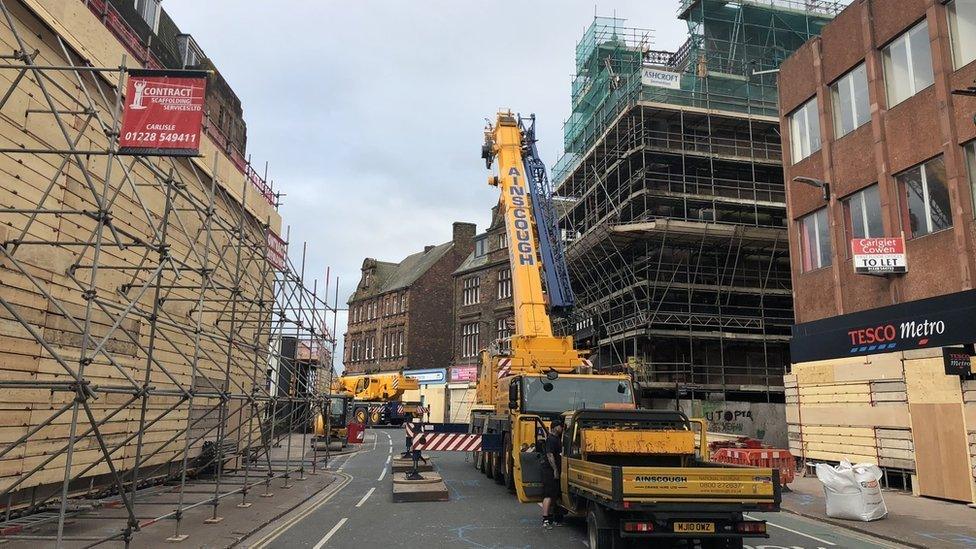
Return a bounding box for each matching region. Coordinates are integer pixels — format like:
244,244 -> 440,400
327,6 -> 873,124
712,448 -> 796,486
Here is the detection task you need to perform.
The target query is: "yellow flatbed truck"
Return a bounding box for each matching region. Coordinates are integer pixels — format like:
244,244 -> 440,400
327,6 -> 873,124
559,409 -> 779,548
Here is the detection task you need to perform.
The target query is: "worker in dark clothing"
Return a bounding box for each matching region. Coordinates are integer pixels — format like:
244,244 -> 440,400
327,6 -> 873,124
541,417 -> 565,529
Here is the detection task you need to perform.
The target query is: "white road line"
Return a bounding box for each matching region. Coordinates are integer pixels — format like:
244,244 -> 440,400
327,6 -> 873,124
385,455 -> 391,464
377,467 -> 387,481
744,514 -> 836,546
312,517 -> 348,549
356,487 -> 376,508
246,472 -> 352,548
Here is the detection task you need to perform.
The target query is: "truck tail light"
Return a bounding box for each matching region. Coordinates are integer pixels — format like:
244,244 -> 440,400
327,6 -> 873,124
735,521 -> 766,534
623,521 -> 654,533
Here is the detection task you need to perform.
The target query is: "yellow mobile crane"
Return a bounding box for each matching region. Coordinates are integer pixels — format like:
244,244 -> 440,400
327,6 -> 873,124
333,372 -> 420,426
470,112 -> 779,548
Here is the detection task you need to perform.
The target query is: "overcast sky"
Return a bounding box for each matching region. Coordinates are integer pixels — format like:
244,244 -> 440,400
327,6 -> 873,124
164,1 -> 688,370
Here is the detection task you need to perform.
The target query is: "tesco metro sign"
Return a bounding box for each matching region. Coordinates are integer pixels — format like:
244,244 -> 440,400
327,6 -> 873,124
791,289 -> 976,363
851,237 -> 907,275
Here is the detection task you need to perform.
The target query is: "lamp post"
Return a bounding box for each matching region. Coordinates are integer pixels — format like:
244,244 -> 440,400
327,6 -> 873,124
791,176 -> 830,202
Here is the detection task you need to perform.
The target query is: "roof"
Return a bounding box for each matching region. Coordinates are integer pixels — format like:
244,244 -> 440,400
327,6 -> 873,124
349,241 -> 454,302
453,248 -> 489,275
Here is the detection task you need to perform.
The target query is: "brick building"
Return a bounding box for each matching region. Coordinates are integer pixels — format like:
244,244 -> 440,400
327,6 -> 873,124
449,208 -> 514,421
780,0 -> 976,503
343,222 -> 476,376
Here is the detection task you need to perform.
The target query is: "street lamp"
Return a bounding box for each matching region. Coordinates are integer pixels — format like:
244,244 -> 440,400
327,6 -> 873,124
792,176 -> 830,202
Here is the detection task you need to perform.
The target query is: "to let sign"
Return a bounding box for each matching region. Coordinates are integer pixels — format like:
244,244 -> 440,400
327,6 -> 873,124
851,237 -> 907,275
119,69 -> 207,156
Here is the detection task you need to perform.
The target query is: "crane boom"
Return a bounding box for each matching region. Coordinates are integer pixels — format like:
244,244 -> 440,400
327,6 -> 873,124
479,111 -> 582,378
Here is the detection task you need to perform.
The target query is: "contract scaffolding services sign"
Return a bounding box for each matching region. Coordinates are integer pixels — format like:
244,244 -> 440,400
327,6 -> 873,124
851,237 -> 907,275
119,69 -> 208,156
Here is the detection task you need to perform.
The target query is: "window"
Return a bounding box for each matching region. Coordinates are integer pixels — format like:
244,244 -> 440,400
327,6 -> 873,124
497,233 -> 507,250
382,333 -> 389,358
949,0 -> 976,69
883,20 -> 934,106
799,208 -> 832,271
399,293 -> 407,313
966,141 -> 976,212
397,331 -> 404,356
365,336 -> 375,360
496,318 -> 512,352
789,97 -> 821,163
831,64 -> 870,138
134,0 -> 161,32
461,322 -> 480,358
843,185 -> 884,240
898,156 -> 952,238
475,238 -> 487,257
497,269 -> 512,299
462,276 -> 480,306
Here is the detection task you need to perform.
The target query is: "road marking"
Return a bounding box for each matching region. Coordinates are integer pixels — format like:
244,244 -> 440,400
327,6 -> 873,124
385,455 -> 391,465
246,472 -> 352,548
312,517 -> 348,549
745,514 -> 836,546
356,487 -> 376,508
377,467 -> 387,481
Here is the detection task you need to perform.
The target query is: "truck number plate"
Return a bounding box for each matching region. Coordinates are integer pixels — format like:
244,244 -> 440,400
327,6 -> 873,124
673,522 -> 715,533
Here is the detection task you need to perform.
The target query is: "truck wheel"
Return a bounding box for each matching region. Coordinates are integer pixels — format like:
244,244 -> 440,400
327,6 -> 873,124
369,409 -> 382,425
354,407 -> 368,425
586,506 -> 618,549
503,435 -> 515,493
492,450 -> 504,485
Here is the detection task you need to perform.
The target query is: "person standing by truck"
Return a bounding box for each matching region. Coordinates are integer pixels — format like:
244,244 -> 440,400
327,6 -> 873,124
541,418 -> 564,529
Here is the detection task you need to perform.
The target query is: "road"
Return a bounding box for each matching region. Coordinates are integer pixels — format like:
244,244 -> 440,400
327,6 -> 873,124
244,429 -> 905,549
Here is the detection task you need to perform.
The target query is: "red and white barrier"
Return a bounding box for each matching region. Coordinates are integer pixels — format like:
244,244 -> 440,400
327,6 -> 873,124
412,432 -> 483,452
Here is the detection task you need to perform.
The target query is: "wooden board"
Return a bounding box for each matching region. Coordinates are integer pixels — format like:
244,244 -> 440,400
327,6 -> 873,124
909,403 -> 974,503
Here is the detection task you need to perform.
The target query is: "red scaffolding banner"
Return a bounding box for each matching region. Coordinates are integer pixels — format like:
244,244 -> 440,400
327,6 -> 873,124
119,69 -> 207,156
267,230 -> 287,271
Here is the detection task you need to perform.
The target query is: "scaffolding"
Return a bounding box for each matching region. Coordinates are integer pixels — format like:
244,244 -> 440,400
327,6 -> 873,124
0,1 -> 337,546
555,1 -> 842,401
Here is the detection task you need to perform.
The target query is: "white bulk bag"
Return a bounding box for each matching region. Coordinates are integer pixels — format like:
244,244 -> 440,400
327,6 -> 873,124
815,461 -> 887,521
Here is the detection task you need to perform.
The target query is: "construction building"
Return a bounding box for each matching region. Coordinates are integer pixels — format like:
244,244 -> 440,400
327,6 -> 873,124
344,222 -> 475,421
553,0 -> 842,443
450,207 -> 514,423
781,0 -> 976,502
0,1 -> 336,545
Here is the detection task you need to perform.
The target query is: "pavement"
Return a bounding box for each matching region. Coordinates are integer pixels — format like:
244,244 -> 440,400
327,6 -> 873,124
241,428 -> 909,549
783,475 -> 976,549
1,434 -> 346,548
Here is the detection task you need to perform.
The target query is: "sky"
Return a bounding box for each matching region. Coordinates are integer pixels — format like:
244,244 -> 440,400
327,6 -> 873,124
163,1 -> 689,370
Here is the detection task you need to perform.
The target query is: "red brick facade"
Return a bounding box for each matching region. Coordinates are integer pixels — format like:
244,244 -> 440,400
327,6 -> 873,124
780,0 -> 976,323
343,222 -> 475,373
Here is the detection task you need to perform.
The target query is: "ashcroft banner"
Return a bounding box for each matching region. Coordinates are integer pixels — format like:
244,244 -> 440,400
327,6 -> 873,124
641,68 -> 681,90
119,69 -> 208,156
790,289 -> 976,363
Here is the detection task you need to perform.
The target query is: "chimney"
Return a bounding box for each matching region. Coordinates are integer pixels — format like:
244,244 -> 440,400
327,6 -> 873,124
424,245 -> 435,253
453,222 -> 476,246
